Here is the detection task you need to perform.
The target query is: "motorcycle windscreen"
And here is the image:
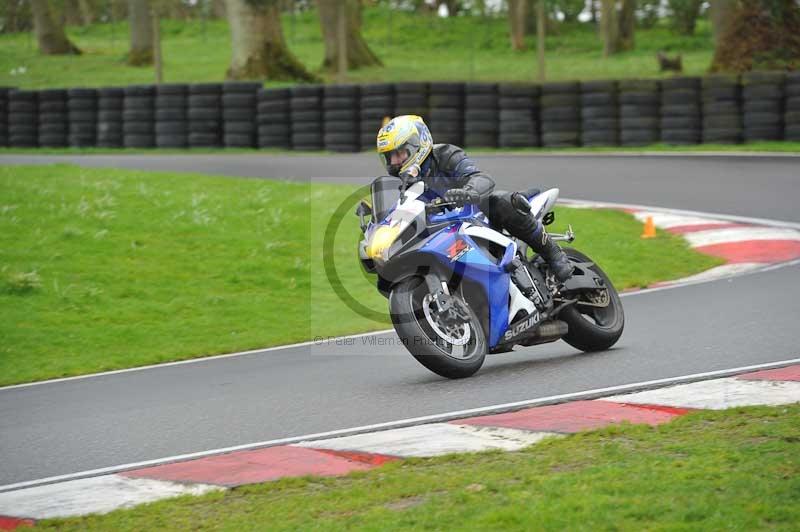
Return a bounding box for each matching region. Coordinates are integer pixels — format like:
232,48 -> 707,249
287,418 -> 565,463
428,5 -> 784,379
370,175 -> 404,223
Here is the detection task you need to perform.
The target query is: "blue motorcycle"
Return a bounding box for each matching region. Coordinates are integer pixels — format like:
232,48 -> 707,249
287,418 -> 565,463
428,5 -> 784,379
357,176 -> 624,379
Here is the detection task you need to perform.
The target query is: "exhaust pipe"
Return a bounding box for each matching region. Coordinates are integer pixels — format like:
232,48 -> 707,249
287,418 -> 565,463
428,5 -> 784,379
522,320 -> 569,346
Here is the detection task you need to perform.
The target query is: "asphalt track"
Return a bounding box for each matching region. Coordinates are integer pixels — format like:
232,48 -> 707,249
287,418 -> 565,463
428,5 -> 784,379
1,153 -> 798,487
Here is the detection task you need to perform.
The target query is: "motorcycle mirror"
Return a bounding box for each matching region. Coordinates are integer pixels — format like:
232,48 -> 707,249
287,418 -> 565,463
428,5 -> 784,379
355,200 -> 372,231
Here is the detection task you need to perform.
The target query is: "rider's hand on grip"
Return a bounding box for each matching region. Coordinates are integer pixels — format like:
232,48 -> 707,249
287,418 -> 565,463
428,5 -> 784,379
444,187 -> 480,207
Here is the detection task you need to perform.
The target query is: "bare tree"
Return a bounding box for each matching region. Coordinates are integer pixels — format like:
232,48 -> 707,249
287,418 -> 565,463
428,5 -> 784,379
600,0 -> 634,56
30,0 -> 82,54
317,0 -> 382,71
128,0 -> 153,65
508,0 -> 527,51
224,0 -> 317,81
711,0 -> 800,72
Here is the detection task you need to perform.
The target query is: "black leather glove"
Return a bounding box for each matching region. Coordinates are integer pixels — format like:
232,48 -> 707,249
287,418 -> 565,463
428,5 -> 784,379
444,187 -> 481,207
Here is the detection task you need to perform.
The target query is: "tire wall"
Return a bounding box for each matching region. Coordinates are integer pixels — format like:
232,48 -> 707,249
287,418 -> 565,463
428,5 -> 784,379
4,74 -> 800,151
0,87 -> 10,147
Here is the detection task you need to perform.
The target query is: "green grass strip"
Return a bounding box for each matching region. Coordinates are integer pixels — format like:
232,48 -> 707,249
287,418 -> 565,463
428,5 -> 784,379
0,165 -> 721,386
39,404 -> 800,531
1,12 -> 718,88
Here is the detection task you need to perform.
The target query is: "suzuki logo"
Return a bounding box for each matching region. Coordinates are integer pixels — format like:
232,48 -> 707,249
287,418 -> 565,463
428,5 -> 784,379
503,312 -> 540,341
447,239 -> 471,262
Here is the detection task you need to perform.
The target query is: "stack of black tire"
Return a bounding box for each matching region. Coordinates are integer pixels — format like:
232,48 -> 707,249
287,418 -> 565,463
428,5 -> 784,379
155,84 -> 188,149
464,83 -> 498,148
428,83 -> 464,146
660,77 -> 702,145
580,81 -> 618,147
618,79 -> 660,146
8,90 -> 37,147
785,71 -> 800,141
0,88 -> 9,147
290,85 -> 323,151
223,82 -> 260,148
394,82 -> 428,121
123,85 -> 155,148
323,85 -> 360,152
701,75 -> 741,144
37,89 -> 68,148
540,82 -> 580,147
188,84 -> 222,148
67,88 -> 97,148
97,88 -> 124,148
257,88 -> 291,149
497,83 -> 538,148
741,72 -> 784,142
359,83 -> 394,151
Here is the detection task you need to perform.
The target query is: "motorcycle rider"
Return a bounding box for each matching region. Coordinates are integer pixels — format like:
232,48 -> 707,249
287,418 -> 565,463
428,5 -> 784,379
376,114 -> 573,282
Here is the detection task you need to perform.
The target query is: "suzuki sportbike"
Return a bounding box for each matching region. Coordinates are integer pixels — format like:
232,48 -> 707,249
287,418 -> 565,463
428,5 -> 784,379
357,176 -> 624,379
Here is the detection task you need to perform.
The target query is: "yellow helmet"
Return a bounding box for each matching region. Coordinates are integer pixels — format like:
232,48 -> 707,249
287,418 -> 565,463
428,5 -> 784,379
376,115 -> 433,177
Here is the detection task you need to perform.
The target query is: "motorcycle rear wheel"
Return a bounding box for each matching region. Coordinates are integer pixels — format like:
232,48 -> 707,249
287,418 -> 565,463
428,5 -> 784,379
558,248 -> 625,352
389,276 -> 487,379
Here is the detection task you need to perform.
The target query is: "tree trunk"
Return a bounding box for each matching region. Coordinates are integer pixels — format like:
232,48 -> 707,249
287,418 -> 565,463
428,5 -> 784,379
78,0 -> 95,26
224,0 -> 317,81
211,0 -> 227,18
600,0 -> 620,56
437,0 -> 461,16
128,0 -> 153,66
2,0 -> 21,33
669,0 -> 702,35
525,0 -> 536,35
508,0 -> 527,51
536,0 -> 545,81
709,0 -> 735,48
600,0 -> 634,56
710,0 -> 800,72
318,0 -> 382,71
63,0 -> 84,26
619,0 -> 635,51
30,0 -> 82,54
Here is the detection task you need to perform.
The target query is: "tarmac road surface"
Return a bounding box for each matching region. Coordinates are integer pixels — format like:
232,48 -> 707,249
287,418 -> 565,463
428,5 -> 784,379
1,153 -> 798,486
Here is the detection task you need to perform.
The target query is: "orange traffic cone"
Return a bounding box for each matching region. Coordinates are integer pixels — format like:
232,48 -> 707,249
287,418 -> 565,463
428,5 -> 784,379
641,216 -> 657,239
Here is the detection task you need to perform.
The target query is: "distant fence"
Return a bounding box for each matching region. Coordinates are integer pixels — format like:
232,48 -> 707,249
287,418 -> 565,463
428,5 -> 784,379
1,73 -> 799,151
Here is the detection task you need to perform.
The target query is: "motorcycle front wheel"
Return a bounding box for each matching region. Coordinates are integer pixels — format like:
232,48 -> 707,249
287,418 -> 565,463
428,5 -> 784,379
389,276 -> 487,379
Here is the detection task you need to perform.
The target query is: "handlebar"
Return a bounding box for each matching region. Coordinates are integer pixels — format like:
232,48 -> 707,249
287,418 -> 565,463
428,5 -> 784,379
425,198 -> 460,214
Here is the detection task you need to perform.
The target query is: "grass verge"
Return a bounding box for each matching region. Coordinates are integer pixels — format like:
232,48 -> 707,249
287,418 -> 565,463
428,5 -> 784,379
0,164 -> 722,386
0,10 -> 716,89
39,403 -> 800,530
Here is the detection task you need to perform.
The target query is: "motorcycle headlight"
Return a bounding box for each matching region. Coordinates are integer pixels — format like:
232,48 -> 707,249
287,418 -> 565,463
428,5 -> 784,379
366,225 -> 401,262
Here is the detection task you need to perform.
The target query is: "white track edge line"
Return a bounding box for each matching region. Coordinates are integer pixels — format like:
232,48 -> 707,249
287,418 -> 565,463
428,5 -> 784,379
2,357 -> 798,494
558,197 -> 800,230
2,201 -> 798,392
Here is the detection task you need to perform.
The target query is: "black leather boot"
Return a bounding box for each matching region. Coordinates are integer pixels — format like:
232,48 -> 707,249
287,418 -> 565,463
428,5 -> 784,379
529,232 -> 573,282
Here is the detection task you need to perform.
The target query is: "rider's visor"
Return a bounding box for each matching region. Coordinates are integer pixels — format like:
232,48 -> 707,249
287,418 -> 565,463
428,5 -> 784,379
378,146 -> 410,177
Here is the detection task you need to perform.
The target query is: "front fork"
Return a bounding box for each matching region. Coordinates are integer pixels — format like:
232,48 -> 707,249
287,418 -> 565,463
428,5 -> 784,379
423,273 -> 472,323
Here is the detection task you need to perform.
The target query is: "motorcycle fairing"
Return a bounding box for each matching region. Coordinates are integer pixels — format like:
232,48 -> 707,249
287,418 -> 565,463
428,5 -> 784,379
419,222 -> 516,348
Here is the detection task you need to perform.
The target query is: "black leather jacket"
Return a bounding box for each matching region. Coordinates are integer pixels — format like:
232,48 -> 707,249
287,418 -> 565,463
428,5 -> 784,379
420,143 -> 496,201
